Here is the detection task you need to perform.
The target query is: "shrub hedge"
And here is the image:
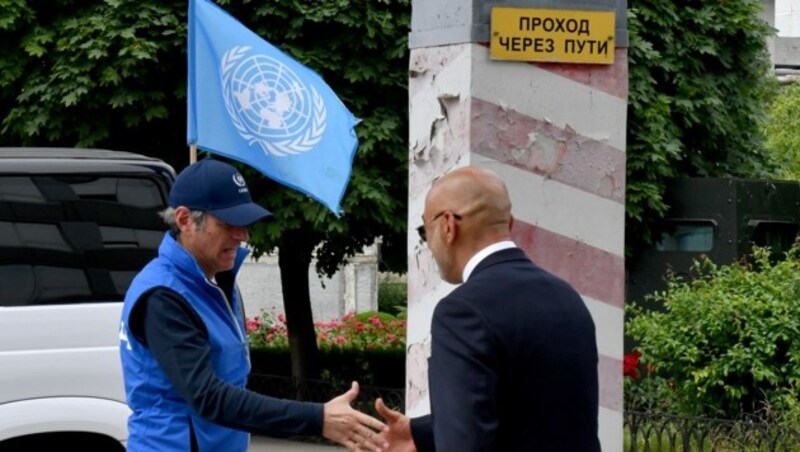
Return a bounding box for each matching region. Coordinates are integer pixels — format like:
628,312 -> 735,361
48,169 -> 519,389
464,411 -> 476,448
247,310 -> 406,389
626,244 -> 800,420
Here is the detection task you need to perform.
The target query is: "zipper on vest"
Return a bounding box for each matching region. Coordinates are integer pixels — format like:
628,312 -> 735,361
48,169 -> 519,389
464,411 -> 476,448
205,279 -> 246,344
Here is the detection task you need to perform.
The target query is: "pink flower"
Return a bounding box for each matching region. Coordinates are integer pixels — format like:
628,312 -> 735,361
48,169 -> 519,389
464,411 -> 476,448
245,317 -> 261,334
246,311 -> 407,351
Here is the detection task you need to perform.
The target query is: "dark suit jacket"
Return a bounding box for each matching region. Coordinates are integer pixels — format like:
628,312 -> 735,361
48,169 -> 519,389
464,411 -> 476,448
410,247 -> 600,452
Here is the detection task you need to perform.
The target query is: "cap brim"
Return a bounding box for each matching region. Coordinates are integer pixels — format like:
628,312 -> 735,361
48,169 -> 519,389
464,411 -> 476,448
210,202 -> 273,227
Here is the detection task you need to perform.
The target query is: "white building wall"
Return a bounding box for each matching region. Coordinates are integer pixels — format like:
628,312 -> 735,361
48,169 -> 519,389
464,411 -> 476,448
776,0 -> 800,36
236,244 -> 379,322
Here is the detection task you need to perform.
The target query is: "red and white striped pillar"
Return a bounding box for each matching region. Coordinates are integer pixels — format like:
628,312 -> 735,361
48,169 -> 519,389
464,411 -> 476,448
406,1 -> 627,450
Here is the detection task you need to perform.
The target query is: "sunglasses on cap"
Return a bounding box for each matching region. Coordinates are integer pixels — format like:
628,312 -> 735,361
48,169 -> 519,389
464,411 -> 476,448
417,211 -> 462,243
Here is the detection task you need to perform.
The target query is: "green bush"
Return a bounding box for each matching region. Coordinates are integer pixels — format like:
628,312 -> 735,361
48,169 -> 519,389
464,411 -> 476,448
626,244 -> 800,420
378,278 -> 407,318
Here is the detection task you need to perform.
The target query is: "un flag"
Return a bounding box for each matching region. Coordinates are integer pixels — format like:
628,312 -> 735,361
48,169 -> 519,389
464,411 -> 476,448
187,0 -> 360,215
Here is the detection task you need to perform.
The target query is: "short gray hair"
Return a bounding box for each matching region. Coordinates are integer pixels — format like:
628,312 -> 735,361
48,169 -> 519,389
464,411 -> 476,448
160,207 -> 207,233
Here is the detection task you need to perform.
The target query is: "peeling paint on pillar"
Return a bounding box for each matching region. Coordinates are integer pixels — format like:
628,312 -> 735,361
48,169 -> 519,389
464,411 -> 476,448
405,339 -> 431,411
406,44 -> 474,417
472,97 -> 626,203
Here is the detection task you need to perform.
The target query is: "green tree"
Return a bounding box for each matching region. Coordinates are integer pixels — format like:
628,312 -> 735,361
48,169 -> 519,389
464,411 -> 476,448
626,0 -> 779,256
764,83 -> 800,180
0,0 -> 409,380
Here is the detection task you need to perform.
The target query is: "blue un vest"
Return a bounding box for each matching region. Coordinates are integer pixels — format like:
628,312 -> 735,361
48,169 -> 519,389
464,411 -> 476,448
119,232 -> 251,452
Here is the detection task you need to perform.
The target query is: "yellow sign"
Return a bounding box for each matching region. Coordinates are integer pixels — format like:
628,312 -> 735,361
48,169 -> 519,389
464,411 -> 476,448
491,7 -> 615,64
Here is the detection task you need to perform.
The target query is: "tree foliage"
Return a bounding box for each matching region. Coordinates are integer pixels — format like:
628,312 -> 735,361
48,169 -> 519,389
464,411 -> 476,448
764,83 -> 800,180
626,0 -> 779,255
0,0 -> 187,161
0,0 -> 410,379
627,245 -> 800,420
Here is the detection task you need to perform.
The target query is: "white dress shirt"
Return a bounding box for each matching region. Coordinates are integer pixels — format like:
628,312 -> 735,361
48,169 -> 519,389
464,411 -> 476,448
462,240 -> 517,282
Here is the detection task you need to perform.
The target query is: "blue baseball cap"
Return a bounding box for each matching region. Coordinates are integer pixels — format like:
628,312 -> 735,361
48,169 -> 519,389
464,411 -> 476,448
169,158 -> 272,227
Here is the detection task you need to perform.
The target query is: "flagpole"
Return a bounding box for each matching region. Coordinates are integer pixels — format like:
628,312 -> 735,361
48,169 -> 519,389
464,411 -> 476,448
190,144 -> 197,164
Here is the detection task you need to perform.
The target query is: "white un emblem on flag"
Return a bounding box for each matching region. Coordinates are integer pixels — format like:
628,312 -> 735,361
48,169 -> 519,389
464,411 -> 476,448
221,46 -> 326,157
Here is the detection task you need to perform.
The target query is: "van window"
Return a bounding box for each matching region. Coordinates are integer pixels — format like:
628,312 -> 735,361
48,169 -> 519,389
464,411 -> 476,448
655,220 -> 715,252
0,175 -> 168,306
750,221 -> 799,259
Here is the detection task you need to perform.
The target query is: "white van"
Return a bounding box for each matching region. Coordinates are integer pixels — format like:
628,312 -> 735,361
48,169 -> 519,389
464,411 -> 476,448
0,148 -> 175,450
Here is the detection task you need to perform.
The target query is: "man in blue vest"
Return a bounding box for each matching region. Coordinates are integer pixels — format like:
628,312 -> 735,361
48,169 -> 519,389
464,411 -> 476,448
119,158 -> 387,451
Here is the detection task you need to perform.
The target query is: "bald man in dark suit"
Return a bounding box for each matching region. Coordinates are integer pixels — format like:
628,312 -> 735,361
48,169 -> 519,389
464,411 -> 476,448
370,166 -> 600,452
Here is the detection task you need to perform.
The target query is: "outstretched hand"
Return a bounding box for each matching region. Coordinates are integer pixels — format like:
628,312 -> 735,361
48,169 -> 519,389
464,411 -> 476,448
322,381 -> 388,451
373,398 -> 416,452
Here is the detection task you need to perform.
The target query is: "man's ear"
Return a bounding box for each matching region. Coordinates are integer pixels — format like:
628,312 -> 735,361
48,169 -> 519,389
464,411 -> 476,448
174,206 -> 193,232
444,213 -> 458,245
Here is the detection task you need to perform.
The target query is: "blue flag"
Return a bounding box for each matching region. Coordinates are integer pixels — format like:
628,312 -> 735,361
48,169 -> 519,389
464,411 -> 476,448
187,0 -> 359,215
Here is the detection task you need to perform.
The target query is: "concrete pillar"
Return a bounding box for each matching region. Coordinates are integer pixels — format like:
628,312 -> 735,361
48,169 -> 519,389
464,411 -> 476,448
406,1 -> 627,450
762,0 -> 777,67
340,243 -> 381,315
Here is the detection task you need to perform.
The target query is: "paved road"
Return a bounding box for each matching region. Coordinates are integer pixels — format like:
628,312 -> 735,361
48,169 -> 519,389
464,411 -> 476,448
249,435 -> 343,451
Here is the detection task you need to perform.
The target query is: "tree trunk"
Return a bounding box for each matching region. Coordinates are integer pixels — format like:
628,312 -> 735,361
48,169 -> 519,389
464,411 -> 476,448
278,231 -> 321,384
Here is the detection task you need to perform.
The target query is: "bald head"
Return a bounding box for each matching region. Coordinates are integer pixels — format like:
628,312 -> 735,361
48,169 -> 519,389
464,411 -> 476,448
420,166 -> 514,284
426,166 -> 513,244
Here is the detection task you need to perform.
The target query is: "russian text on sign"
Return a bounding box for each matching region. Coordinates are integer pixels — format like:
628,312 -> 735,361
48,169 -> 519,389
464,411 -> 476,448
491,7 -> 615,64
519,17 -> 591,36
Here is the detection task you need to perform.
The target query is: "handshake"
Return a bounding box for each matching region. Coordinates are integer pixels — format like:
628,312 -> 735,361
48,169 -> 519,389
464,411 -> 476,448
321,381 -> 415,452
